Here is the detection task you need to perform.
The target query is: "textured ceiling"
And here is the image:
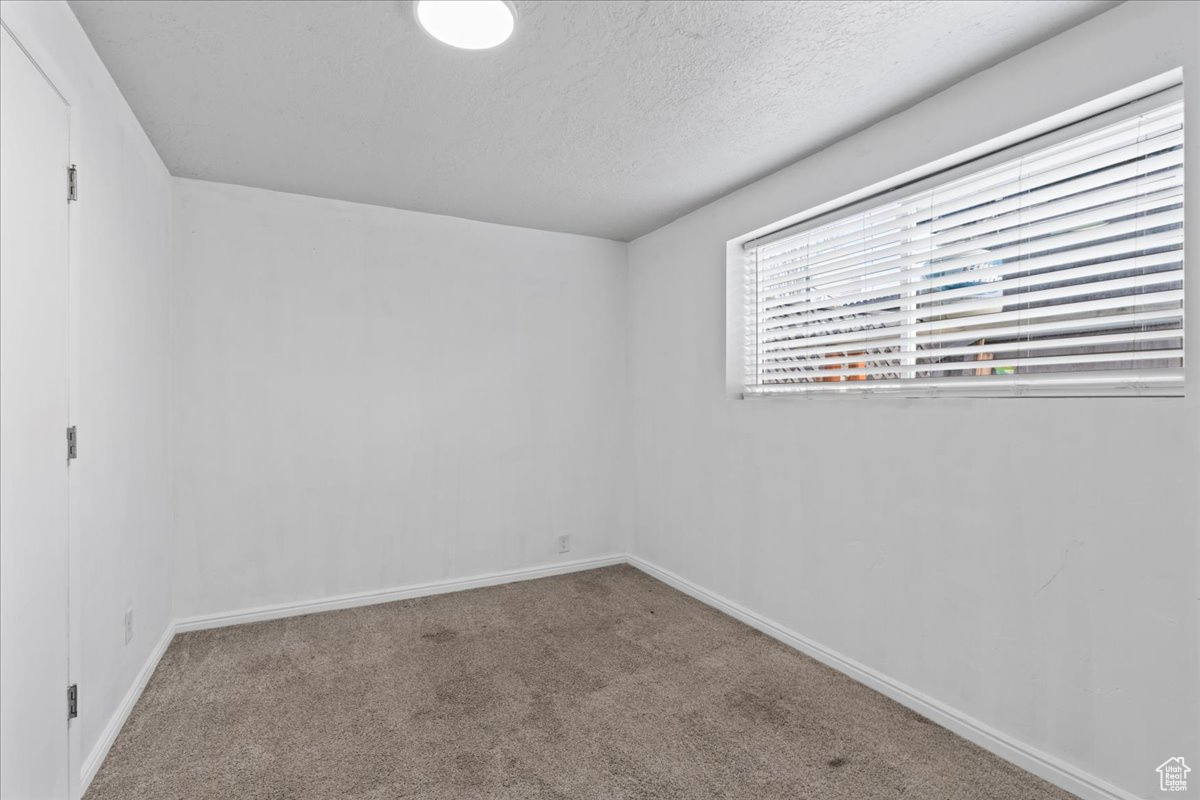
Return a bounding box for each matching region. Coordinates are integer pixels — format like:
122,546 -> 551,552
68,0 -> 1116,240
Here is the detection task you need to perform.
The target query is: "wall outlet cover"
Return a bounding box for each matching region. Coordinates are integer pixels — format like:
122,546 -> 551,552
557,535 -> 571,554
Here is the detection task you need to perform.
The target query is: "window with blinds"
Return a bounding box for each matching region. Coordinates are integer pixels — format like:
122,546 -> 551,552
742,90 -> 1184,397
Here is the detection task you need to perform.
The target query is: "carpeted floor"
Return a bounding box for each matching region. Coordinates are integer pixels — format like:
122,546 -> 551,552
85,565 -> 1076,799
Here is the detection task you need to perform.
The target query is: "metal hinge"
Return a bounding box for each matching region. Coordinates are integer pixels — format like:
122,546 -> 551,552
66,426 -> 77,461
67,684 -> 78,719
67,165 -> 77,202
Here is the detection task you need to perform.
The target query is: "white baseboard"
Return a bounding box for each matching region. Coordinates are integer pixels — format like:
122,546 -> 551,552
174,554 -> 626,633
82,555 -> 624,793
80,622 -> 175,794
625,555 -> 1137,800
82,553 -> 1135,800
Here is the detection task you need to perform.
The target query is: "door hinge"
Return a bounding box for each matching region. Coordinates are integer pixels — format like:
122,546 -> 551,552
66,425 -> 77,461
67,684 -> 78,720
67,165 -> 78,202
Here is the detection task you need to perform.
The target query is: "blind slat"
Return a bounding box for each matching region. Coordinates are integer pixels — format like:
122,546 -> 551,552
758,308 -> 1183,357
759,350 -> 1181,381
743,368 -> 1181,396
759,330 -> 1182,369
756,198 -> 1182,292
755,141 -> 1182,275
758,248 -> 1182,326
758,289 -> 1184,349
758,244 -> 1182,316
760,273 -> 1181,338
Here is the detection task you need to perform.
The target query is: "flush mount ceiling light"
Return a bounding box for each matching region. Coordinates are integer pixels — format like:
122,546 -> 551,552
414,0 -> 516,50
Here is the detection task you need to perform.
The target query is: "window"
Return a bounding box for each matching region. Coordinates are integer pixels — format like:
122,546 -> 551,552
741,88 -> 1184,397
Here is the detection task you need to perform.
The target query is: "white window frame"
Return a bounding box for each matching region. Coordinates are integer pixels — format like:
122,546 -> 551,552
727,75 -> 1187,400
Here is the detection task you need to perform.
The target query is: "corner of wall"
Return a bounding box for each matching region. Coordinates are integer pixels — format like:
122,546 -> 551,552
621,238 -> 636,559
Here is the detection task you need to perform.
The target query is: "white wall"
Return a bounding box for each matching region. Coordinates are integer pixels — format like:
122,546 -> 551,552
0,0 -> 174,785
171,179 -> 631,619
627,2 -> 1199,798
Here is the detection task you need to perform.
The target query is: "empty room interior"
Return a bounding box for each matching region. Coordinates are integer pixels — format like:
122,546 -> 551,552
1,1 -> 1198,798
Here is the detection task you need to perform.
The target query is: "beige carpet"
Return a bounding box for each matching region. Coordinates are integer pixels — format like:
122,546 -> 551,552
85,565 -> 1076,799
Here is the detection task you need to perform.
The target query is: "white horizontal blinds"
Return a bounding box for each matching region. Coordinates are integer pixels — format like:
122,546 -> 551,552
745,95 -> 1184,396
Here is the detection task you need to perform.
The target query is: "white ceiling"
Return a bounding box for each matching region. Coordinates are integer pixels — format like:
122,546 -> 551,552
69,0 -> 1116,241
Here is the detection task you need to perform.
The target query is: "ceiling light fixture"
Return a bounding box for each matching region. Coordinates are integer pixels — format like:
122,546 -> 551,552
414,0 -> 515,50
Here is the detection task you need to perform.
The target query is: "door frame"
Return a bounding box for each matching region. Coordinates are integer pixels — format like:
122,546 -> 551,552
0,16 -> 82,799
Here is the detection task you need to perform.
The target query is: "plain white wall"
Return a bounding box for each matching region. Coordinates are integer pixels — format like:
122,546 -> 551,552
0,0 -> 175,780
171,178 -> 631,619
628,2 -> 1199,798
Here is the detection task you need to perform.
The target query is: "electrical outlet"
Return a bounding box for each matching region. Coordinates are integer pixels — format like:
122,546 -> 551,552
124,608 -> 133,645
557,535 -> 570,554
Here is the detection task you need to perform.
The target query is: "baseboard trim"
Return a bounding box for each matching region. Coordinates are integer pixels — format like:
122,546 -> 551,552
625,555 -> 1138,800
81,554 -> 1137,800
82,555 -> 624,793
174,554 -> 626,633
80,621 -> 175,794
